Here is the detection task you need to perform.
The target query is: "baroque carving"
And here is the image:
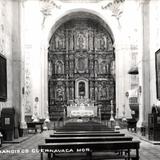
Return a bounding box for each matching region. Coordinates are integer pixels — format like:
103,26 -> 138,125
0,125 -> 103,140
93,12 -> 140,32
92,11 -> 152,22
55,60 -> 64,74
55,81 -> 65,101
75,52 -> 88,73
24,49 -> 32,115
48,19 -> 115,119
25,68 -> 32,114
40,0 -> 61,26
102,0 -> 125,26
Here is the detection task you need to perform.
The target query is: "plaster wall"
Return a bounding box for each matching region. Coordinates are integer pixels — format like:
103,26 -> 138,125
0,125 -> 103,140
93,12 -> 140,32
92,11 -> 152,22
150,0 -> 160,108
0,0 -> 13,111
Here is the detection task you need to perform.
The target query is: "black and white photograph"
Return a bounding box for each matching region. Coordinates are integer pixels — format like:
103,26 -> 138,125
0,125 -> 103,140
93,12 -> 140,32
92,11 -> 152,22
0,0 -> 160,159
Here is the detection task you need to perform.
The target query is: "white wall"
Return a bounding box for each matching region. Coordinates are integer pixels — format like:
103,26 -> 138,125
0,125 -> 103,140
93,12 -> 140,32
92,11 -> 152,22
150,0 -> 160,108
0,0 -> 13,111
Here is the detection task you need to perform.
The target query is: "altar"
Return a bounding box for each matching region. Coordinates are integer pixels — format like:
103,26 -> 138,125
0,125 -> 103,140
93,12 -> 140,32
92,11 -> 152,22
67,98 -> 97,117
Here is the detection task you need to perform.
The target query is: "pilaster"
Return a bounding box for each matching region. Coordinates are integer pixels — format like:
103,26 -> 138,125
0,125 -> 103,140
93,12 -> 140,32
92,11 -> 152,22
137,0 -> 150,128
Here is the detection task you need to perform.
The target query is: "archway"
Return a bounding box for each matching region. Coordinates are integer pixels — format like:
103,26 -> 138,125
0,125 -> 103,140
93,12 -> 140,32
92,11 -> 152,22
47,12 -> 115,121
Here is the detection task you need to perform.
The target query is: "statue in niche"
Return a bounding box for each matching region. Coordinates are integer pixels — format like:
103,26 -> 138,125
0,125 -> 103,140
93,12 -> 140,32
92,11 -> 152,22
102,87 -> 107,97
102,35 -> 107,50
69,61 -> 74,70
105,62 -> 110,74
69,87 -> 72,100
77,34 -> 84,49
61,37 -> 65,49
105,86 -> 110,100
69,82 -> 74,100
79,82 -> 85,98
77,57 -> 85,72
55,61 -> 64,74
107,38 -> 113,51
55,36 -> 60,49
76,32 -> 87,50
68,33 -> 74,50
90,87 -> 94,100
88,31 -> 94,51
50,87 -> 54,99
96,36 -> 101,50
97,85 -> 101,100
110,61 -> 115,76
100,61 -> 110,74
95,83 -> 98,100
109,86 -> 114,99
55,30 -> 65,50
100,37 -> 105,50
71,87 -> 74,100
56,86 -> 64,101
101,87 -> 107,100
48,61 -> 53,77
90,60 -> 94,72
95,60 -> 99,74
100,61 -> 106,74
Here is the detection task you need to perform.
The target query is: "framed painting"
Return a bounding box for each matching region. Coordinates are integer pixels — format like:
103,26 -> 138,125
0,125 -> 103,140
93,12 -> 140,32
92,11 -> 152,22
155,49 -> 160,100
0,54 -> 7,101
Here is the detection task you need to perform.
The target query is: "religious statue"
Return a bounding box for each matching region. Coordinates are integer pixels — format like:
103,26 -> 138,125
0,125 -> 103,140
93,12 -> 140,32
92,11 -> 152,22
79,82 -> 85,97
56,86 -> 64,101
56,61 -> 64,74
95,60 -> 99,74
100,62 -> 106,74
32,97 -> 39,122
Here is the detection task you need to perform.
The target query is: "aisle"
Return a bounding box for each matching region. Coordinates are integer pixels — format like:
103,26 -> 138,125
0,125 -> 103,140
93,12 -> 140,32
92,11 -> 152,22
0,131 -> 51,160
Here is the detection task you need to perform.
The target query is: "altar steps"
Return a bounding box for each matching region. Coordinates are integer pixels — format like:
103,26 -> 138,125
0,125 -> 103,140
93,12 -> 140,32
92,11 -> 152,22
56,121 -> 112,131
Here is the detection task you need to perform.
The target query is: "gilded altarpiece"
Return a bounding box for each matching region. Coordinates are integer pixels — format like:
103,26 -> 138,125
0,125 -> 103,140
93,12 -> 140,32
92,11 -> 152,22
48,19 -> 115,120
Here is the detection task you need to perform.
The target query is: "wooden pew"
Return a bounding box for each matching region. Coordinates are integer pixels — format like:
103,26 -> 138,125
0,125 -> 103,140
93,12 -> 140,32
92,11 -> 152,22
54,130 -> 120,134
50,132 -> 125,137
45,136 -> 133,143
38,140 -> 140,160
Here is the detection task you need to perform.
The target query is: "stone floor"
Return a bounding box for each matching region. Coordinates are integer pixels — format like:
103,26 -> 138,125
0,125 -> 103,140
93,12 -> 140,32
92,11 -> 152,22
0,130 -> 160,160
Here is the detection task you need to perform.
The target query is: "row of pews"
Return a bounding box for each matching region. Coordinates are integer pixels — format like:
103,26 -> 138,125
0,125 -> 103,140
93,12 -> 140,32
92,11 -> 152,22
38,129 -> 140,160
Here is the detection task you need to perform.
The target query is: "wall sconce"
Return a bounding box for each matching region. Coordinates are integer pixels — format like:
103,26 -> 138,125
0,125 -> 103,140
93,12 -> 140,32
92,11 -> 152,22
139,86 -> 142,94
125,91 -> 129,98
22,87 -> 25,95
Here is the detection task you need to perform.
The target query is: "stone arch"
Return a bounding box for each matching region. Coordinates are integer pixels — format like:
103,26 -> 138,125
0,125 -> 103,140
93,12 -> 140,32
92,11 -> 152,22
43,9 -> 116,120
47,9 -> 115,43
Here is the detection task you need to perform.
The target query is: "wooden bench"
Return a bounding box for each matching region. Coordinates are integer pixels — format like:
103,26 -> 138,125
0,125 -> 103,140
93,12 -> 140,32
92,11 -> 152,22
45,136 -> 133,143
50,133 -> 125,137
54,130 -> 120,134
45,136 -> 133,159
38,140 -> 140,160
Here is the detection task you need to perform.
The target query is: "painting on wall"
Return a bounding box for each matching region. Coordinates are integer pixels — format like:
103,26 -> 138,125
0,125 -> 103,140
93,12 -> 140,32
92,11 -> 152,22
155,49 -> 160,100
0,54 -> 7,101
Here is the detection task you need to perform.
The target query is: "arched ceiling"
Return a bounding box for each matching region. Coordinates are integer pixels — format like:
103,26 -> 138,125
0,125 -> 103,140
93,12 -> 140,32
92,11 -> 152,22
49,11 -> 114,43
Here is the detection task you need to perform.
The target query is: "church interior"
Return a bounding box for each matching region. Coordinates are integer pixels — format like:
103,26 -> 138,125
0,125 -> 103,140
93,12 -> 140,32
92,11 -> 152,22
0,0 -> 160,159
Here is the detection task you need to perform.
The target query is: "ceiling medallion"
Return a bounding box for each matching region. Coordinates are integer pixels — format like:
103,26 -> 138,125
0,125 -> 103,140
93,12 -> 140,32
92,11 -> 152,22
102,0 -> 125,27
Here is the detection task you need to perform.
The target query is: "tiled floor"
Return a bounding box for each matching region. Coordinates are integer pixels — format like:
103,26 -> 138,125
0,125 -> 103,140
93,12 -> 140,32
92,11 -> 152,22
0,130 -> 160,160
